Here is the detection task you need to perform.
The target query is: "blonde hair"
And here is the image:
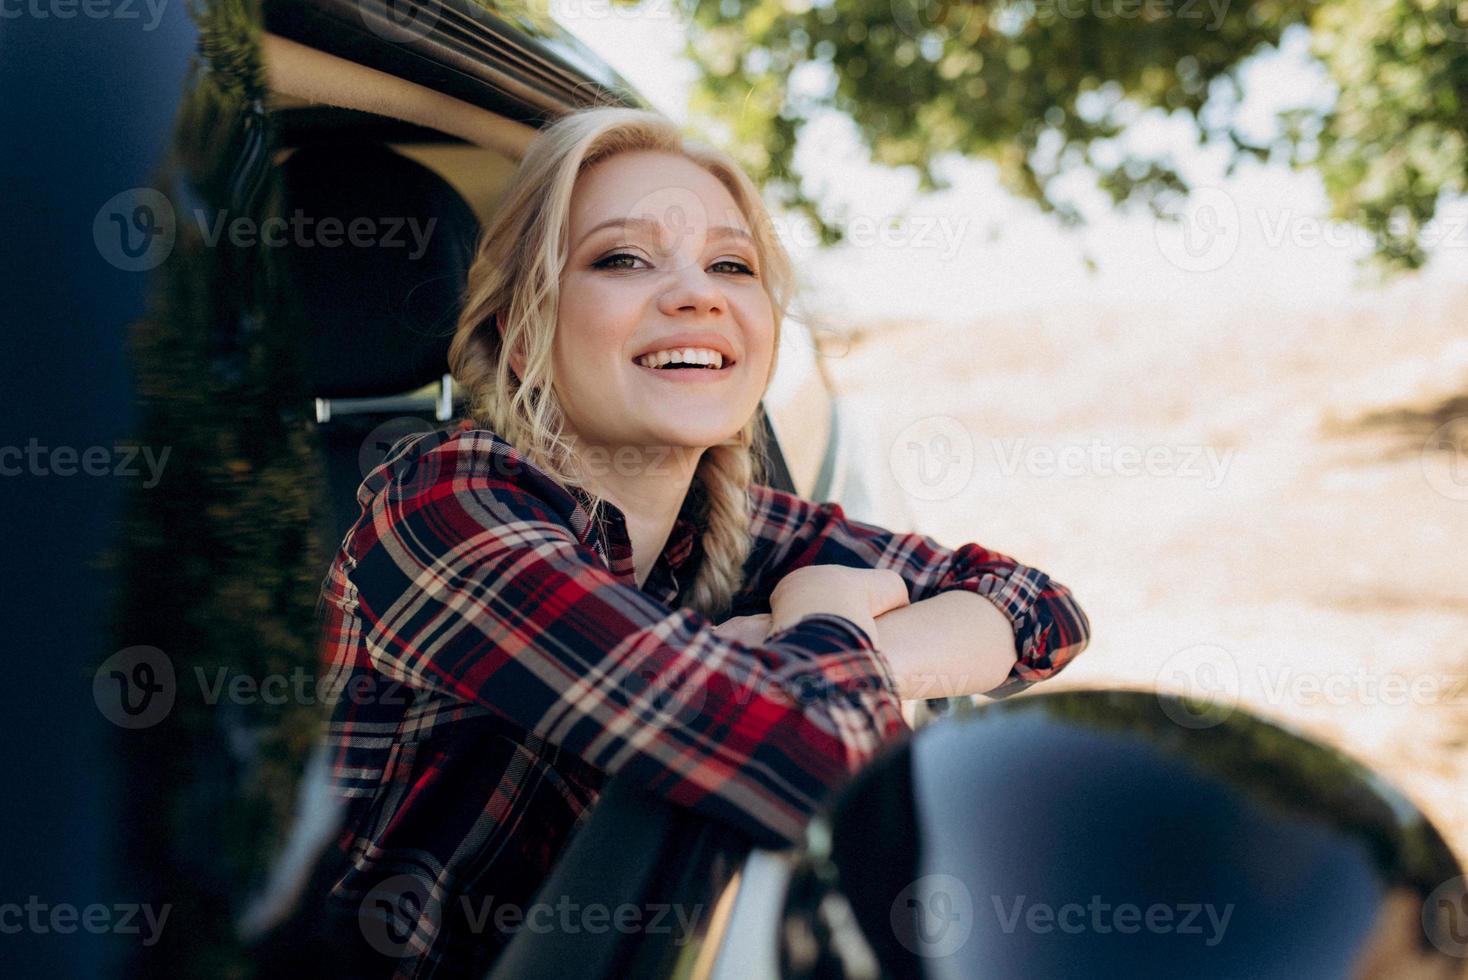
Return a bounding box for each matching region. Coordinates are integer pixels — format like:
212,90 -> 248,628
448,105 -> 799,621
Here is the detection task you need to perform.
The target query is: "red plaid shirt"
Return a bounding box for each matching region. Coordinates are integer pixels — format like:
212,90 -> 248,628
313,419 -> 1091,978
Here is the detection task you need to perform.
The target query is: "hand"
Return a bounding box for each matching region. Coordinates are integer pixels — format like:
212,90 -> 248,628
711,613 -> 774,646
768,564 -> 910,644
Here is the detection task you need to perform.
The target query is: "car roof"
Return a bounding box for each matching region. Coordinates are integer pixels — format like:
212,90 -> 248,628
262,0 -> 648,125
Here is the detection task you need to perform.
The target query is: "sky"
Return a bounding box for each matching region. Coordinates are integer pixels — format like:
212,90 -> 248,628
553,8 -> 1468,329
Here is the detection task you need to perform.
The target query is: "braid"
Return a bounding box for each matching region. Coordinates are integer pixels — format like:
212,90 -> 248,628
685,432 -> 760,622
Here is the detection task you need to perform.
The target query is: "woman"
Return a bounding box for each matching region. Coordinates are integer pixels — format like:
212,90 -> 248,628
313,105 -> 1092,977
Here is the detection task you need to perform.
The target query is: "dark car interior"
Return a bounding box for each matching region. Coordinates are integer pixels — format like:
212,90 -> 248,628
24,2 -> 1460,977
248,136 -> 793,976
241,25 -> 800,973
280,140 -> 480,548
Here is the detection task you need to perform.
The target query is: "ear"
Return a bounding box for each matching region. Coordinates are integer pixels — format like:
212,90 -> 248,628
494,312 -> 527,382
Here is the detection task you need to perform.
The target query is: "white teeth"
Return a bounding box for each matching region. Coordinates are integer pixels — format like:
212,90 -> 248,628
635,347 -> 725,369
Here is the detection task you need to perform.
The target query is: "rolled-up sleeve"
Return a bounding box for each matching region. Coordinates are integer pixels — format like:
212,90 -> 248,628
344,477 -> 909,848
740,484 -> 1092,699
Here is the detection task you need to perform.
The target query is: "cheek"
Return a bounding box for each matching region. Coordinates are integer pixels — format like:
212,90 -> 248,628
552,338 -> 603,403
560,276 -> 641,351
745,315 -> 778,380
557,287 -> 619,360
760,326 -> 779,371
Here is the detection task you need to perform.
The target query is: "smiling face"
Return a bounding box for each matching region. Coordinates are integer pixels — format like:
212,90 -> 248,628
548,149 -> 776,456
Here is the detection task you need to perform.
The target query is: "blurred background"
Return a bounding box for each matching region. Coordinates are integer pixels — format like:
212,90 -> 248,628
557,0 -> 1468,858
8,0 -> 1468,975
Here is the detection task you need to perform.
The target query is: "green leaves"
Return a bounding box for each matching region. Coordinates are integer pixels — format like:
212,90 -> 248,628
679,0 -> 1465,272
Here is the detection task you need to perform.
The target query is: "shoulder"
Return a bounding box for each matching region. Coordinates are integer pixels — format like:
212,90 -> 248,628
748,481 -> 823,529
747,482 -> 876,546
346,420 -> 591,558
743,482 -> 848,570
742,481 -> 938,585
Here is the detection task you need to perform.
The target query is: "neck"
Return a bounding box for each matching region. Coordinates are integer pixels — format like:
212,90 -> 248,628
574,441 -> 705,588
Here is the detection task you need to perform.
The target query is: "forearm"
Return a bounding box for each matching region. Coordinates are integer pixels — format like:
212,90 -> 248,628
871,590 -> 1018,700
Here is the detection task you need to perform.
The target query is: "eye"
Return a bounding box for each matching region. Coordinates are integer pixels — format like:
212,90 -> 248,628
711,258 -> 758,277
592,251 -> 647,271
592,252 -> 758,276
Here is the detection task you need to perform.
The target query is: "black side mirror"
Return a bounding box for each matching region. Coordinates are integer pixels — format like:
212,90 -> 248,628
781,689 -> 1467,980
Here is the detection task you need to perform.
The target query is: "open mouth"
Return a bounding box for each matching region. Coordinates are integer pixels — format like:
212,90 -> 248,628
634,362 -> 733,371
632,360 -> 737,382
631,352 -> 737,375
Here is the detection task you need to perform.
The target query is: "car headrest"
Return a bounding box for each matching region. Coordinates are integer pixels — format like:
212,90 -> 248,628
279,143 -> 482,400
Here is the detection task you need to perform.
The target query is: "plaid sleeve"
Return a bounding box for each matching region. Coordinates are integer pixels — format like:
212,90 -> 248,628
743,484 -> 1092,699
345,474 -> 909,849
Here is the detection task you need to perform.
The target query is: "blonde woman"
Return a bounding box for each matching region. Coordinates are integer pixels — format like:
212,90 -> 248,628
313,105 -> 1092,977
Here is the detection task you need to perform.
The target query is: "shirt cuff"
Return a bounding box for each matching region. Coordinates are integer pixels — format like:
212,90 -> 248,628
948,567 -> 1052,699
764,612 -> 901,704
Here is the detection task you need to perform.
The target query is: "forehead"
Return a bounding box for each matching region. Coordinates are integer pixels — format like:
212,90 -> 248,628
568,150 -> 750,241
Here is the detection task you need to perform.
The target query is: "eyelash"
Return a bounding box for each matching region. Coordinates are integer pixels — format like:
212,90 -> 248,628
592,251 -> 757,277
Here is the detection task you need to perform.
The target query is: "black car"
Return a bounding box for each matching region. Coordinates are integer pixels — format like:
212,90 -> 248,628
10,2 -> 1466,977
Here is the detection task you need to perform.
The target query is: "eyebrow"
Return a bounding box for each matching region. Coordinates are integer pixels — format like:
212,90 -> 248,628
578,215 -> 755,250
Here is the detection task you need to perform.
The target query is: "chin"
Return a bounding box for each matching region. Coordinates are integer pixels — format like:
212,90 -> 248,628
643,419 -> 744,451
661,429 -> 737,450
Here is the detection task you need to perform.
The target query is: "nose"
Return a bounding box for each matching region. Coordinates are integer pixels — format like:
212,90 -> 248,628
655,255 -> 726,318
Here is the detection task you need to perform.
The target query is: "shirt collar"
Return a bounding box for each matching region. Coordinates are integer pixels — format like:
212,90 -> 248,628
459,419 -> 698,577
451,420 -> 708,592
663,479 -> 705,572
564,473 -> 705,573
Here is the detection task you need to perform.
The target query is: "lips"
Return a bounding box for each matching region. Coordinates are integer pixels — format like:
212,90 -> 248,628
633,348 -> 721,369
632,360 -> 736,383
630,331 -> 738,365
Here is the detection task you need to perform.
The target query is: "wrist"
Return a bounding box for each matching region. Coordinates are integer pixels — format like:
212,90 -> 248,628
771,611 -> 875,649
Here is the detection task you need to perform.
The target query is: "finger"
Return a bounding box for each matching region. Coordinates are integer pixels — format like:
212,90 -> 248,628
714,615 -> 773,644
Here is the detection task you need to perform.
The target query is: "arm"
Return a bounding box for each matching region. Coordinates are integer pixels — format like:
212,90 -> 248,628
871,590 -> 1018,699
716,594 -> 1022,699
741,484 -> 1093,699
343,476 -> 909,849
